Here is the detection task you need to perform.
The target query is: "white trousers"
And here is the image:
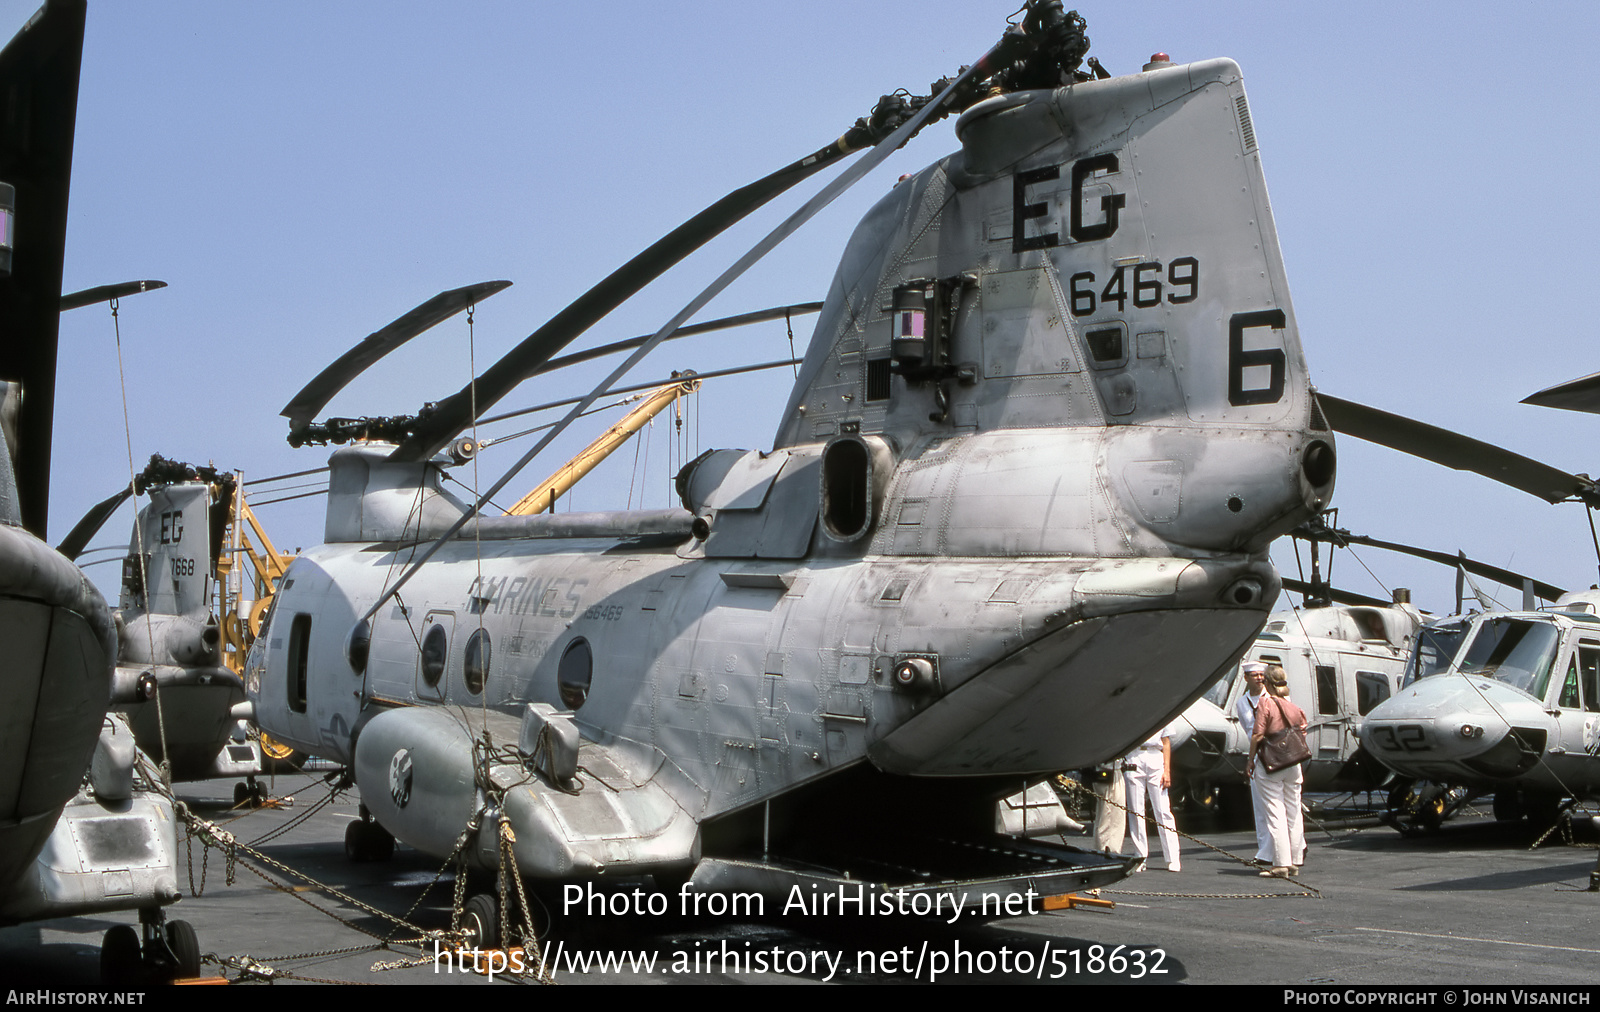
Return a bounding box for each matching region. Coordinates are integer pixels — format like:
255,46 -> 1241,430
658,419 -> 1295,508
1258,762 -> 1305,868
1124,749 -> 1179,869
1250,766 -> 1272,861
1093,770 -> 1125,854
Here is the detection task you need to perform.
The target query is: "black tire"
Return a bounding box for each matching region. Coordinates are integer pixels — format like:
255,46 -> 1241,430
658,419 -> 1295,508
462,892 -> 500,951
233,782 -> 249,806
165,920 -> 202,980
345,819 -> 395,862
1525,792 -> 1564,830
1493,789 -> 1525,822
100,925 -> 142,987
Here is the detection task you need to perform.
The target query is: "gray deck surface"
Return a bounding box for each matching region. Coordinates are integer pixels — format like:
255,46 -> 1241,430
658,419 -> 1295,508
3,775 -> 1596,986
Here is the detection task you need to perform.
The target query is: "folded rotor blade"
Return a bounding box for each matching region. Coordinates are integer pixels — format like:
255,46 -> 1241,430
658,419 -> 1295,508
55,483 -> 133,561
389,145 -> 874,462
532,301 -> 822,379
280,280 -> 512,431
1279,579 -> 1391,609
1293,526 -> 1566,602
59,279 -> 167,311
365,37 -> 1017,620
1317,393 -> 1600,507
1521,371 -> 1600,415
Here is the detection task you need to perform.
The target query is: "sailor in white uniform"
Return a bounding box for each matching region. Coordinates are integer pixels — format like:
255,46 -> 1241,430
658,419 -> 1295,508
1234,660 -> 1272,864
1123,722 -> 1180,872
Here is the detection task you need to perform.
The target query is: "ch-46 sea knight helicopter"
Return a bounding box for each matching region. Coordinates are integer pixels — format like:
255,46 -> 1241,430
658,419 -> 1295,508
1,0 -> 197,984
248,2 -> 1334,939
1312,390 -> 1600,831
58,455 -> 302,804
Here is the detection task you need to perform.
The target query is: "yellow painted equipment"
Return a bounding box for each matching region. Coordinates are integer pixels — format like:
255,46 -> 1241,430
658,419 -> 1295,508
507,373 -> 699,516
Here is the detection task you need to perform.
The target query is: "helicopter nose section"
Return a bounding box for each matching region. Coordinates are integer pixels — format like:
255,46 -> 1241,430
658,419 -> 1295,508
1360,677 -> 1554,780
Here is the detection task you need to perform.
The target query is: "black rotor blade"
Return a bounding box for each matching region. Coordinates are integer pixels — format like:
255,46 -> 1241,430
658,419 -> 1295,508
280,280 -> 512,431
60,279 -> 166,311
1521,371 -> 1600,415
1293,526 -> 1566,602
532,302 -> 822,380
1317,393 -> 1600,507
1280,579 -> 1392,609
363,33 -> 1022,621
55,482 -> 132,561
390,142 -> 871,462
0,0 -> 85,536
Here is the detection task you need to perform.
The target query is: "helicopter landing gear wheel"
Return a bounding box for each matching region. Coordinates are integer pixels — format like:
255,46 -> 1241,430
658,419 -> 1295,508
100,924 -> 142,986
259,732 -> 306,774
164,919 -> 201,980
344,818 -> 395,862
234,778 -> 269,807
1493,789 -> 1526,822
462,892 -> 500,951
1414,794 -> 1446,834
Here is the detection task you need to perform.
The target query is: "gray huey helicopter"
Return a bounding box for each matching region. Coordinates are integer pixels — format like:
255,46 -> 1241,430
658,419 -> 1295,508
1320,392 -> 1600,829
248,4 -> 1334,935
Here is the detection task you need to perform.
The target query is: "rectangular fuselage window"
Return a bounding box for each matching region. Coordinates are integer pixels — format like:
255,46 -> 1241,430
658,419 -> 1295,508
288,613 -> 312,714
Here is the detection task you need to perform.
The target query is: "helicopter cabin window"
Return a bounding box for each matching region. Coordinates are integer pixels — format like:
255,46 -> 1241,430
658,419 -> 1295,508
1314,665 -> 1338,715
558,637 -> 593,710
1563,643 -> 1600,711
1405,621 -> 1469,686
463,628 -> 490,696
420,624 -> 448,689
287,613 -> 312,714
1457,618 -> 1561,696
1355,670 -> 1390,715
1582,645 -> 1600,712
346,619 -> 370,676
1203,671 -> 1232,708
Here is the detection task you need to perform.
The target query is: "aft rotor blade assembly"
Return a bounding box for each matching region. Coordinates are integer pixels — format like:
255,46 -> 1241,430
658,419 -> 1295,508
1316,393 -> 1600,507
1279,579 -> 1391,609
1522,371 -> 1600,416
269,2 -> 1103,621
59,279 -> 167,312
54,482 -> 132,562
280,280 -> 513,438
1289,523 -> 1566,605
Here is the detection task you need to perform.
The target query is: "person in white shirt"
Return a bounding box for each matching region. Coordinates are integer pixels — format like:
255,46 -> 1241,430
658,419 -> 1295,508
1123,722 -> 1181,872
1233,661 -> 1272,864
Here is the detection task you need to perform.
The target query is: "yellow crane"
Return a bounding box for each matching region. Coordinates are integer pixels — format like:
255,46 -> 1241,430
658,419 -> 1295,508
506,372 -> 699,516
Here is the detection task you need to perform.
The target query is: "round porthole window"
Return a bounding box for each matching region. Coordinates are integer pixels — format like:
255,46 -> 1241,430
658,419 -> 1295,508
347,619 -> 371,675
463,628 -> 490,696
420,624 -> 448,688
557,638 -> 592,710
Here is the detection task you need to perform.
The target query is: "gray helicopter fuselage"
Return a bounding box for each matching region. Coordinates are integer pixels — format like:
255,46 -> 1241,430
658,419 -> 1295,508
1361,607 -> 1600,796
113,481 -> 255,781
251,58 -> 1334,880
1179,602 -> 1417,791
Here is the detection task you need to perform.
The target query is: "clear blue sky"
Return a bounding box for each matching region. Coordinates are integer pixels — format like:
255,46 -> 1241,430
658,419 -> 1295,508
10,0 -> 1600,614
